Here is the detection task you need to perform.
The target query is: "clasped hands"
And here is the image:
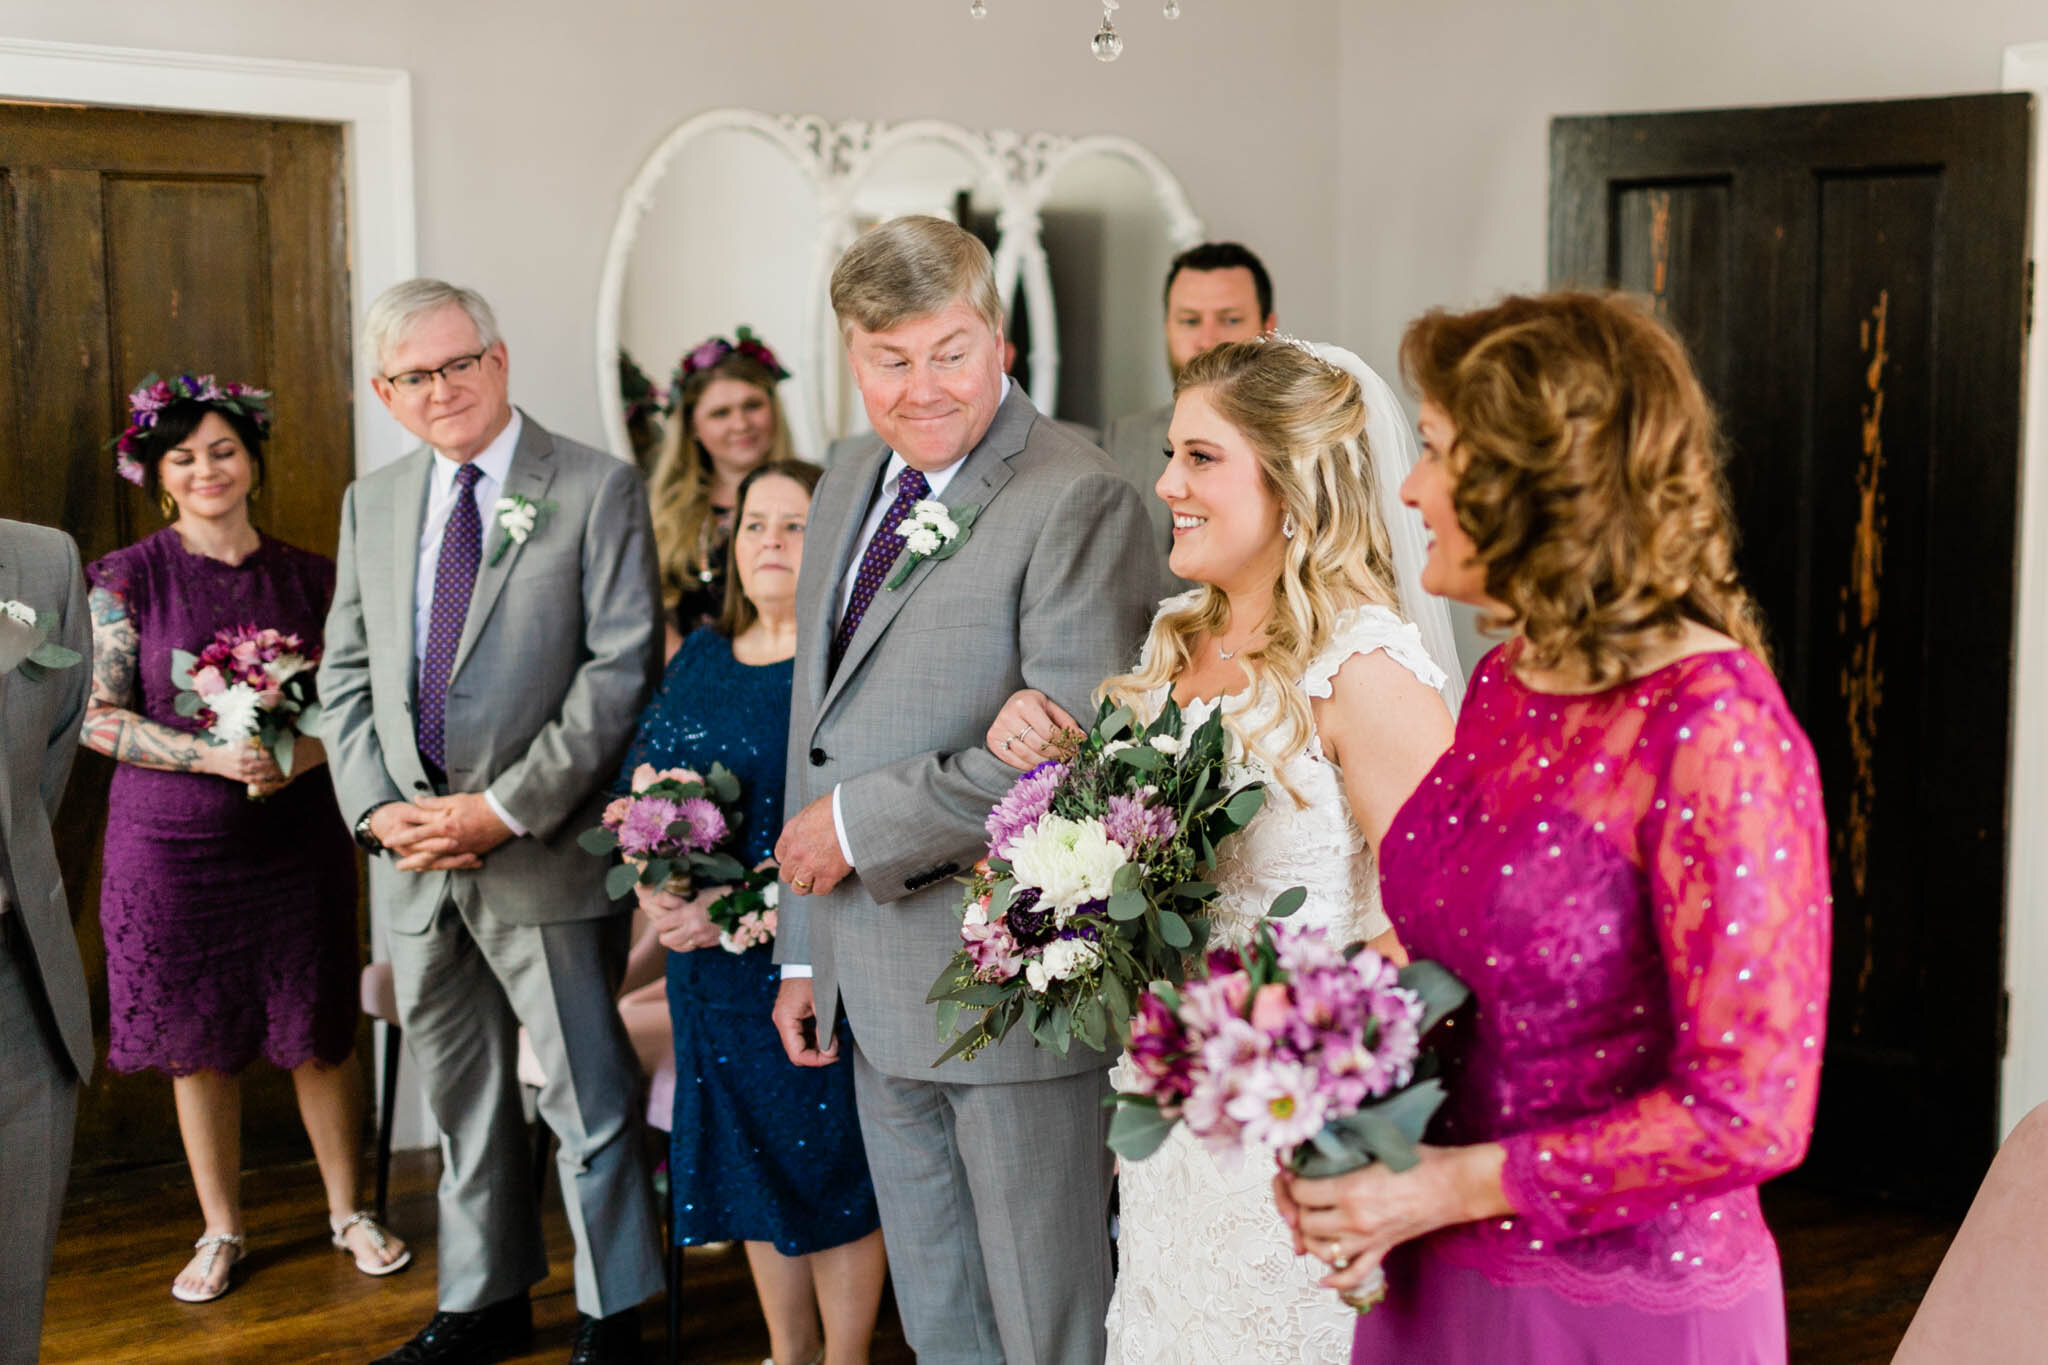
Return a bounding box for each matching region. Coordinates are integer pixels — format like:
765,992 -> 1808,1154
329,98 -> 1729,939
370,792 -> 513,871
1270,1142 -> 1511,1295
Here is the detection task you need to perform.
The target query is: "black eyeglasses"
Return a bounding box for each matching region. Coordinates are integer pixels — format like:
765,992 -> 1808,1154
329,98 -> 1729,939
382,350 -> 490,392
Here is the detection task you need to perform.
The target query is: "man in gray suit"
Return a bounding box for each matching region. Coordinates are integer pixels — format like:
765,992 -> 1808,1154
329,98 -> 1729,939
321,281 -> 663,1365
772,217 -> 1166,1364
1099,241 -> 1278,588
0,520 -> 90,1365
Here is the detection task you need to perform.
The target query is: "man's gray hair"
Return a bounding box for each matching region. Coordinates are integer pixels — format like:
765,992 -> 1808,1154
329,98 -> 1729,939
364,278 -> 502,373
829,215 -> 1004,341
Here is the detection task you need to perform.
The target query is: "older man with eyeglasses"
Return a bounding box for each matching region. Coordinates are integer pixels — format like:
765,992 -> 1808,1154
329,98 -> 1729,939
320,279 -> 664,1365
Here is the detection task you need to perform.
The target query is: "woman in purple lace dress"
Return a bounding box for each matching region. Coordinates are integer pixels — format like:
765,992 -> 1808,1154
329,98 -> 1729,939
1276,294 -> 1830,1363
82,377 -> 408,1303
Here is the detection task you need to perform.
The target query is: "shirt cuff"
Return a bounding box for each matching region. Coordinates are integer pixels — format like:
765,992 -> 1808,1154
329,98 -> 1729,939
484,789 -> 528,838
830,784 -> 855,867
781,964 -> 814,979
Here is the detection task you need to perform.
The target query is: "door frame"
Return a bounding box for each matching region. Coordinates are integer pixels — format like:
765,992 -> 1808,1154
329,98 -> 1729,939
2003,40 -> 2048,1140
0,36 -> 417,477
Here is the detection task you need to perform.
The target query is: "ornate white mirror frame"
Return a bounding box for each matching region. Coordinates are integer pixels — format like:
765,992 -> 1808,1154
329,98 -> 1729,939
594,107 -> 1204,461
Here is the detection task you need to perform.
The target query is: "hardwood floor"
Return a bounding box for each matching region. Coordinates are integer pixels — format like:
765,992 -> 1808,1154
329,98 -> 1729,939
41,1147 -> 911,1365
41,1154 -> 1951,1363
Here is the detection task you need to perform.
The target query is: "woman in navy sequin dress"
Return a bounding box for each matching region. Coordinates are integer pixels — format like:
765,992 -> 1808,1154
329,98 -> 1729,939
622,460 -> 884,1365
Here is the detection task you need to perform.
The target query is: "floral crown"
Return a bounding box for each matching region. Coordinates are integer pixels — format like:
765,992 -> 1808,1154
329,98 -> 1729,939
665,326 -> 789,415
108,372 -> 273,487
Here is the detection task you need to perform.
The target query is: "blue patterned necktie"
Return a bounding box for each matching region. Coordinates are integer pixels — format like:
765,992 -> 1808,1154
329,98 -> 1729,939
417,462 -> 483,770
829,467 -> 930,674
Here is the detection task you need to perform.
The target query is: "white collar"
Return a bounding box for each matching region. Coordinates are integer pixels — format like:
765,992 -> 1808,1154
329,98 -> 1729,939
432,408 -> 523,487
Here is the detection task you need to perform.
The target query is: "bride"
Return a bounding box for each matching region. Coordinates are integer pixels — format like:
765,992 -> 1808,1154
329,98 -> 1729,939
984,335 -> 1464,1362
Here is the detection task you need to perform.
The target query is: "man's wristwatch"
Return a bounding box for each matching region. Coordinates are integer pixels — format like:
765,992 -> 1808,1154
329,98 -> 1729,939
353,802 -> 394,854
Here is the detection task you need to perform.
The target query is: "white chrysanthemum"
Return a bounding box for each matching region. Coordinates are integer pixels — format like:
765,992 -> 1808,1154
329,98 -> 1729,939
1023,935 -> 1103,993
1149,733 -> 1184,755
2,600 -> 35,625
1102,739 -> 1134,757
207,683 -> 263,743
904,525 -> 942,557
1005,814 -> 1127,913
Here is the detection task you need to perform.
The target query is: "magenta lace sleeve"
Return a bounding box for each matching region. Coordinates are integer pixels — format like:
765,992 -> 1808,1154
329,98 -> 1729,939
1500,688 -> 1832,1241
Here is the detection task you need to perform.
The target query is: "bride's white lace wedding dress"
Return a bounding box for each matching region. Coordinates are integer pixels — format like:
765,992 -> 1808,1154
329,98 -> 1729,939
1103,598 -> 1448,1365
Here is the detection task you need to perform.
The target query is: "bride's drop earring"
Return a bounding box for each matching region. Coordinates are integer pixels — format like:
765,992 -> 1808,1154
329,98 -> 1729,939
1281,512 -> 1296,540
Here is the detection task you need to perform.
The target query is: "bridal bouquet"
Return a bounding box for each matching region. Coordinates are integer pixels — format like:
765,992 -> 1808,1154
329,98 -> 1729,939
1106,912 -> 1468,1309
170,624 -> 323,798
926,697 -> 1266,1064
579,763 -> 778,953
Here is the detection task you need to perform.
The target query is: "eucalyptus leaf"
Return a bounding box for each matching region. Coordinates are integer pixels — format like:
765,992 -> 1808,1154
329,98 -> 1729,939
696,852 -> 748,883
1157,910 -> 1192,949
1221,786 -> 1267,826
933,1025 -> 988,1067
1398,960 -> 1473,1034
174,692 -> 204,718
295,701 -> 323,735
578,826 -> 620,855
169,649 -> 199,688
1101,704 -> 1134,741
1266,886 -> 1308,920
1112,862 -> 1144,895
1106,1101 -> 1175,1162
273,730 -> 295,777
603,862 -> 640,901
1112,745 -> 1165,773
1106,890 -> 1148,921
935,997 -> 963,1041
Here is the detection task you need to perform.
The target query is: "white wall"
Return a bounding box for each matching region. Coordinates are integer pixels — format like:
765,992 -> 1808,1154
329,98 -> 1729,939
0,0 -> 1341,450
1335,0 -> 2048,1136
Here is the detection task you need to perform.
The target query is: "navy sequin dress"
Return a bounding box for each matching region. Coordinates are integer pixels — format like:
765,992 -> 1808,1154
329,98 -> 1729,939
620,627 -> 879,1255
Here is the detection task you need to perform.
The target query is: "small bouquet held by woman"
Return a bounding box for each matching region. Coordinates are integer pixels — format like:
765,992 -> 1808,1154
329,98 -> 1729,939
1107,913 -> 1468,1311
927,697 -> 1267,1063
580,762 -> 779,953
170,624 -> 323,798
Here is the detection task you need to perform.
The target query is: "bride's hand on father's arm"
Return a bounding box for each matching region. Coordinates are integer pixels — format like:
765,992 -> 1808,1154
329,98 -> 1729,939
986,689 -> 1081,771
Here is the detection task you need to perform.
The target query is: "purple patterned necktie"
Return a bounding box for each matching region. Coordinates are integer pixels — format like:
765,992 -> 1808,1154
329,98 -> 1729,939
830,467 -> 930,674
417,462 -> 483,770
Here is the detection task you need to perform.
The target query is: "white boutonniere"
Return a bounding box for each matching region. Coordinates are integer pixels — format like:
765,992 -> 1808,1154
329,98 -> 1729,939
0,600 -> 83,682
489,494 -> 555,567
885,499 -> 982,590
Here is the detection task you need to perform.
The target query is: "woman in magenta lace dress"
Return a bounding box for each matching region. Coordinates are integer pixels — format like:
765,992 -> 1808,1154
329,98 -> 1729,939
82,377 -> 407,1303
1277,293 -> 1830,1363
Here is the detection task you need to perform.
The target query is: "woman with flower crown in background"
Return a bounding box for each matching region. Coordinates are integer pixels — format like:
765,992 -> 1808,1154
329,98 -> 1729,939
647,328 -> 799,659
80,375 -> 408,1304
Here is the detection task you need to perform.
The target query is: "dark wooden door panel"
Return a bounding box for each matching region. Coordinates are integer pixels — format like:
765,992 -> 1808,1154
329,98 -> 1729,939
0,103 -> 357,1174
1551,93 -> 2032,1210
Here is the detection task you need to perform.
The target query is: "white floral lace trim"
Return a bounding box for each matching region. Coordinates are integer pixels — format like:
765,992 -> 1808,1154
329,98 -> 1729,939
1302,602 -> 1447,701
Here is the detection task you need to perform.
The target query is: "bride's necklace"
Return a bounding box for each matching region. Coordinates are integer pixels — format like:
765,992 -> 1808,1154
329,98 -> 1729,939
1213,610 -> 1271,662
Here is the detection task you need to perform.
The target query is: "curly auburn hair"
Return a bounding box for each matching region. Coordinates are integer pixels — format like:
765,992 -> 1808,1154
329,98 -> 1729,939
1101,337 -> 1403,796
1399,291 -> 1767,684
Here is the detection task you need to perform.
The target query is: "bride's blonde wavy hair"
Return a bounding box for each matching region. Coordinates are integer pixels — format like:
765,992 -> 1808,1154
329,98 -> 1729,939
1100,338 -> 1402,798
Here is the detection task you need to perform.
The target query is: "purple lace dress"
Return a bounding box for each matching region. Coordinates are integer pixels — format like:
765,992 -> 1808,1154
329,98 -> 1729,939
1356,645 -> 1831,1364
87,529 -> 358,1076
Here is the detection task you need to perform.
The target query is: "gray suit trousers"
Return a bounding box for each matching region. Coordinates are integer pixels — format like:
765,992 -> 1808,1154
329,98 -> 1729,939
389,891 -> 661,1317
0,915 -> 77,1365
852,1042 -> 1115,1365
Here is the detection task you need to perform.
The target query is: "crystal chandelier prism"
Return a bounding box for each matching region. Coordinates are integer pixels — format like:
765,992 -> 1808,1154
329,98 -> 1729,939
968,0 -> 1184,62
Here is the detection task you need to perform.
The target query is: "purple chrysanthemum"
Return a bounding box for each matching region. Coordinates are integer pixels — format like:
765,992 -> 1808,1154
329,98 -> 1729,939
669,796 -> 729,853
1103,793 -> 1176,851
984,761 -> 1067,859
616,797 -> 683,857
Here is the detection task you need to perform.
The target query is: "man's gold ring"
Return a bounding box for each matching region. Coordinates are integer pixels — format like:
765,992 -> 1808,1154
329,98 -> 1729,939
791,877 -> 814,891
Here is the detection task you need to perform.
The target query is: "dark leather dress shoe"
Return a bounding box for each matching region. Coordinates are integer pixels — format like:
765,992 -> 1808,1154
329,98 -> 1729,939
371,1291 -> 533,1364
567,1305 -> 641,1365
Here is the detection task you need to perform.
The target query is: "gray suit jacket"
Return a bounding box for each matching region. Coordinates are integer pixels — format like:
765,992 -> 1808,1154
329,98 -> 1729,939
0,521 -> 92,1079
319,412 -> 662,933
776,387 -> 1166,1084
1100,401 -> 1194,592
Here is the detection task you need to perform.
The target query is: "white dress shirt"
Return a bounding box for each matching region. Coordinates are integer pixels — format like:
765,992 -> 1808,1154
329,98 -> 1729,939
413,410 -> 526,836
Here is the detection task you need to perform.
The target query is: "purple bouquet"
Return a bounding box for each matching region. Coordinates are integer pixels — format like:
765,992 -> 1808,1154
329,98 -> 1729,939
928,696 -> 1266,1064
579,763 -> 779,952
170,624 -> 321,798
1108,912 -> 1469,1307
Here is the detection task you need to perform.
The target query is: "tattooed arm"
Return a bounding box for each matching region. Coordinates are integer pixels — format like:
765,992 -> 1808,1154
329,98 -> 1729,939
80,585 -> 274,785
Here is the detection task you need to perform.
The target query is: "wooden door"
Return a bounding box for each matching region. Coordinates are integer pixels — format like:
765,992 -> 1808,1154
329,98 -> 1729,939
0,103 -> 357,1172
1551,93 -> 2033,1211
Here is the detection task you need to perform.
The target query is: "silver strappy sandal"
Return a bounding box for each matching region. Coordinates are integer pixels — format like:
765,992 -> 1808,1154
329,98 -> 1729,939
169,1232 -> 245,1303
330,1210 -> 413,1277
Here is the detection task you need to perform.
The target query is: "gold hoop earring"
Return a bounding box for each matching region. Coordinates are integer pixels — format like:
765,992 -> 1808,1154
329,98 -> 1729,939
158,492 -> 175,519
247,482 -> 261,505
